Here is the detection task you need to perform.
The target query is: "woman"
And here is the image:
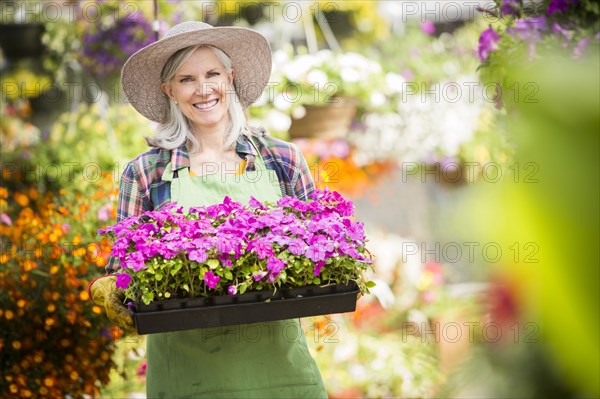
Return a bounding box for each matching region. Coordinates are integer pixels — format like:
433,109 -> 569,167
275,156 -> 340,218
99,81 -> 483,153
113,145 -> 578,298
90,21 -> 327,398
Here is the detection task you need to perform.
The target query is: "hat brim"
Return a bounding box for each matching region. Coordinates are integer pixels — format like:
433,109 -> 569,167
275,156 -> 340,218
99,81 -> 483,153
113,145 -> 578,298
121,26 -> 272,123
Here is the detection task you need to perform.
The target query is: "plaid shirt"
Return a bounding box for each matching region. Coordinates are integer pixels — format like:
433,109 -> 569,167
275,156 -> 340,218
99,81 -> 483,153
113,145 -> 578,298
107,129 -> 314,271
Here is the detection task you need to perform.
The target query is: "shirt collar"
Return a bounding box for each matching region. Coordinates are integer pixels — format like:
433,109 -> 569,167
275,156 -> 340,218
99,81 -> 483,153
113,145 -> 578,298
169,133 -> 257,171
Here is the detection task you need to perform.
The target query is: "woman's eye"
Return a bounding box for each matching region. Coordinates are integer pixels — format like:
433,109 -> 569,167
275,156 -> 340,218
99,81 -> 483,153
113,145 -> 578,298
207,72 -> 220,78
180,77 -> 192,83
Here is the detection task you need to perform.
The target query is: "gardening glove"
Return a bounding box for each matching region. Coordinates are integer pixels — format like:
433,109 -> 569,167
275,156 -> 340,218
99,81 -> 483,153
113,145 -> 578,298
88,275 -> 136,334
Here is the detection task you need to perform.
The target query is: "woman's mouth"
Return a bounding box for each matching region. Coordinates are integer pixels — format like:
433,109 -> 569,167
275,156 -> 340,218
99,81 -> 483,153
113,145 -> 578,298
193,99 -> 219,110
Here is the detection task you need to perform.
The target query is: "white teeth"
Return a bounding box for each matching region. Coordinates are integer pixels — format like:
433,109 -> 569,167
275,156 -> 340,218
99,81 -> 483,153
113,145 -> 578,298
194,99 -> 218,109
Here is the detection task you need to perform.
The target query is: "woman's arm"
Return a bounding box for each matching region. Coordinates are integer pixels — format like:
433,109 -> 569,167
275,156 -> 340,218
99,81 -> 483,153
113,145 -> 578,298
105,159 -> 152,273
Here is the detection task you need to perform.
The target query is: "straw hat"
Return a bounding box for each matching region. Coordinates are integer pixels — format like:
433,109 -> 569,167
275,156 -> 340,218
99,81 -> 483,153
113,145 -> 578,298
121,21 -> 272,123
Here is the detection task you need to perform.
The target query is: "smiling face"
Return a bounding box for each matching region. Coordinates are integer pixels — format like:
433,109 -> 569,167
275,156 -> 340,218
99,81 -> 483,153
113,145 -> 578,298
161,46 -> 234,134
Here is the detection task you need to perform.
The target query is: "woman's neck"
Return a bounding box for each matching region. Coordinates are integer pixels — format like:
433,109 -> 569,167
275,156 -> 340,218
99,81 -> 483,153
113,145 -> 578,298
191,125 -> 230,155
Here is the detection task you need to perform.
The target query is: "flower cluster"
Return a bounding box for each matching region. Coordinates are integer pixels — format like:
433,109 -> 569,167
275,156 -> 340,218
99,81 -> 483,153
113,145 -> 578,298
79,4 -> 155,77
478,0 -> 599,63
252,46 -> 384,133
0,174 -> 120,398
99,189 -> 373,305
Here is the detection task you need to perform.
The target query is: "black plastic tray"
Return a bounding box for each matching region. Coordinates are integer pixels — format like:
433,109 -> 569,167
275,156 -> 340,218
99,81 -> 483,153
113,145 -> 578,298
131,283 -> 359,334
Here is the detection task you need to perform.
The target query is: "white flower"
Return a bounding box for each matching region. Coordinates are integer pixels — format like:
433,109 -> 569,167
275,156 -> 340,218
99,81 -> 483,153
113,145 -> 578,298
306,69 -> 328,87
265,109 -> 291,132
385,73 -> 406,93
274,94 -> 293,111
291,105 -> 306,119
340,67 -> 361,83
370,92 -> 387,107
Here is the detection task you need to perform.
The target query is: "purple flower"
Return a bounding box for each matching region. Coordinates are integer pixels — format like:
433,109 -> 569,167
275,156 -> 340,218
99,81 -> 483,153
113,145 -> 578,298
227,285 -> 237,295
420,21 -> 436,35
573,37 -> 591,59
547,0 -> 576,15
552,22 -> 573,42
501,0 -> 521,17
478,27 -> 500,61
115,273 -> 132,289
203,270 -> 220,289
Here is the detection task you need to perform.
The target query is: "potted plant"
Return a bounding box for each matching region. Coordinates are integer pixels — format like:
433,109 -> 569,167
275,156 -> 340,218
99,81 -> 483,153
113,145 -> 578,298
99,189 -> 375,334
264,47 -> 385,139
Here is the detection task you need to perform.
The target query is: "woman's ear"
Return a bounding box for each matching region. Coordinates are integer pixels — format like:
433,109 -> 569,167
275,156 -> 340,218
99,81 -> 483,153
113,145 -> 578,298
161,82 -> 174,100
228,69 -> 234,85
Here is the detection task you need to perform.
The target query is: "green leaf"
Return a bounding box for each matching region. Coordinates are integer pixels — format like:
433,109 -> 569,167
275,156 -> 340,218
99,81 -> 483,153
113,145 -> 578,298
207,259 -> 219,269
164,292 -> 171,298
366,280 -> 376,288
224,270 -> 233,280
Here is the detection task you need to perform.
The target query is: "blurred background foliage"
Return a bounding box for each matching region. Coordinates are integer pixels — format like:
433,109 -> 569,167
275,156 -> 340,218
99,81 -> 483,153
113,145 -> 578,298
1,0 -> 598,398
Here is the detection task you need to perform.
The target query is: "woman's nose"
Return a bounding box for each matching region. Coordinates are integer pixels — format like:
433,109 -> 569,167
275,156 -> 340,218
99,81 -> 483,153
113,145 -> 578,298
195,81 -> 217,95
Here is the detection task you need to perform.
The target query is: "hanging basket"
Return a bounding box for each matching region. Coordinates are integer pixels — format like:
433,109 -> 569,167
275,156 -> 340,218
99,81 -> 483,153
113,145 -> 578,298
288,97 -> 358,139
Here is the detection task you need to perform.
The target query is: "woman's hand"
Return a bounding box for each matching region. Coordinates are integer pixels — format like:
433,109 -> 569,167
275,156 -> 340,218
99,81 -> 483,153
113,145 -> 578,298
88,275 -> 136,333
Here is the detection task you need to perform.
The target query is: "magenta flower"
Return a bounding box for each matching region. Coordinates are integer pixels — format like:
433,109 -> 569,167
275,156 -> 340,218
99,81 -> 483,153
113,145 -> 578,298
125,252 -> 146,271
99,188 -> 373,304
478,27 -> 500,61
115,273 -> 132,289
420,21 -> 436,36
266,257 -> 285,276
203,270 -> 220,289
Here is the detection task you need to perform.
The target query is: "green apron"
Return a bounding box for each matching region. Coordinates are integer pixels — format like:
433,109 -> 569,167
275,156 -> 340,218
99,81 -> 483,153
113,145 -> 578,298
146,145 -> 327,399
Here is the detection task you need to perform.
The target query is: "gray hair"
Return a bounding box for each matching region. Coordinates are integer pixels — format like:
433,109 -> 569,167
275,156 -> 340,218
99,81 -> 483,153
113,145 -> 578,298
146,45 -> 248,153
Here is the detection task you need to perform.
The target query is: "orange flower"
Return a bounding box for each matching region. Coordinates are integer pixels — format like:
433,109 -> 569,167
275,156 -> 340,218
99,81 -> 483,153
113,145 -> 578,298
14,193 -> 29,207
22,260 -> 36,272
0,186 -> 8,198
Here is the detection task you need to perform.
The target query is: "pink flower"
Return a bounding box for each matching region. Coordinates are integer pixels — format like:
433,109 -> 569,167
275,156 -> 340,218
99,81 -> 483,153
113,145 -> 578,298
203,270 -> 220,289
420,21 -> 435,36
227,285 -> 237,295
97,204 -> 112,222
115,273 -> 132,289
0,213 -> 12,226
136,361 -> 147,377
